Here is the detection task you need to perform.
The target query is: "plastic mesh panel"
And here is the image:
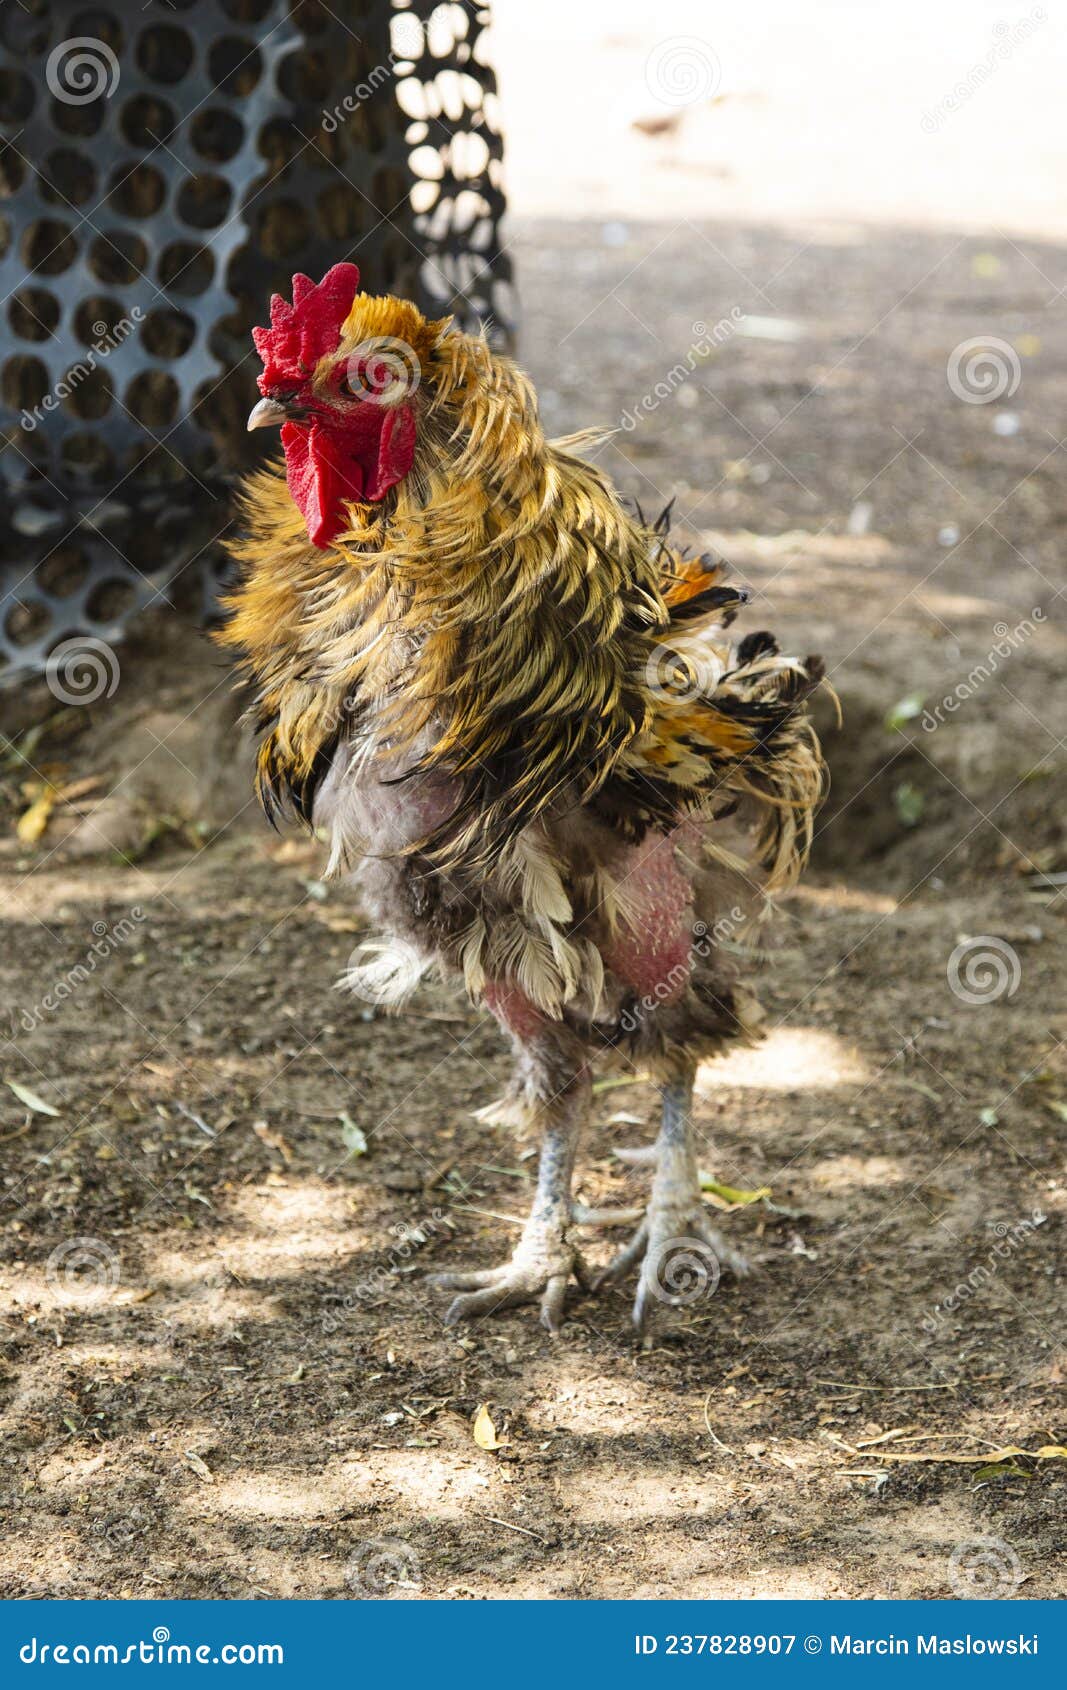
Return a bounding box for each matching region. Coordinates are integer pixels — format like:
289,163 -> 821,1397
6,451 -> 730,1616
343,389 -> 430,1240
0,0 -> 512,674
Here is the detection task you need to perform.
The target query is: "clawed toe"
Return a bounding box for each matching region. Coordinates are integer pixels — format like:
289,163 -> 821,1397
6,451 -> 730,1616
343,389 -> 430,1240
430,1243 -> 578,1332
593,1205 -> 749,1335
428,1267 -> 500,1293
593,1220 -> 648,1288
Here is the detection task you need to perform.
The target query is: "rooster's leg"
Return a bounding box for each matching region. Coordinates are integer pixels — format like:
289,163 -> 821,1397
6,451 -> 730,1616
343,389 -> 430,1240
431,1019 -> 588,1332
596,1066 -> 748,1333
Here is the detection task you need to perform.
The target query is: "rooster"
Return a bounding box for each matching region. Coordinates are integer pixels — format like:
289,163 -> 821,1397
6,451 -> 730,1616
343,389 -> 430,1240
219,262 -> 827,1334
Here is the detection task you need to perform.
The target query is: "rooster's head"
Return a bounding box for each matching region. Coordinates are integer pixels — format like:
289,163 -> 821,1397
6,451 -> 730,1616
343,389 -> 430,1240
247,262 -> 447,548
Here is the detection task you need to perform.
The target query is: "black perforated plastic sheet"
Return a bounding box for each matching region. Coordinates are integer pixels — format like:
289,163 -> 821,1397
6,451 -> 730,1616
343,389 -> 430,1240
0,0 -> 512,675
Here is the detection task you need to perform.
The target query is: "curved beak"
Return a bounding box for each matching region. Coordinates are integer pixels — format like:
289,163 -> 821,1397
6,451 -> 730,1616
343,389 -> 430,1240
247,397 -> 289,432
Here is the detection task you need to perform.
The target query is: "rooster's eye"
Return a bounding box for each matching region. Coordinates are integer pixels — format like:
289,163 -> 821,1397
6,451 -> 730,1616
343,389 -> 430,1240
339,368 -> 374,399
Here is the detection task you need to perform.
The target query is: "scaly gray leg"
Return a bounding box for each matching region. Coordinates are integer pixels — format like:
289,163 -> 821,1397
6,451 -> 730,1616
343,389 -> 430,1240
597,1066 -> 748,1333
431,1056 -> 589,1332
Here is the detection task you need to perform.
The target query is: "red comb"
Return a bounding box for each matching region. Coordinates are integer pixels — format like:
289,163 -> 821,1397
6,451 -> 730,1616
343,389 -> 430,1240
252,262 -> 361,391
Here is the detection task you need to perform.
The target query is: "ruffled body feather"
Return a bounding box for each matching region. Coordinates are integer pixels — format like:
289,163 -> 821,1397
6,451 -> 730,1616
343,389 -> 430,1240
220,311 -> 828,1069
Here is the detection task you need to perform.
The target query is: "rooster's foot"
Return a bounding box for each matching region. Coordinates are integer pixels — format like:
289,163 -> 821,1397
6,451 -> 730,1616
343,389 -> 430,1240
430,1227 -> 585,1332
594,1074 -> 748,1335
596,1202 -> 748,1334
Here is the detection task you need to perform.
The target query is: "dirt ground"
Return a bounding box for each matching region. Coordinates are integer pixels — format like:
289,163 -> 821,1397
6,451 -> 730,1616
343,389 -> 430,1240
1,218 -> 1065,1600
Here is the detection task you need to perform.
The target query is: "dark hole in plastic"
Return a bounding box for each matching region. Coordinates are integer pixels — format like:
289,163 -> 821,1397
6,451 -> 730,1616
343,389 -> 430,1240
39,148 -> 98,208
137,25 -> 194,85
63,364 -> 113,421
86,577 -> 137,622
190,108 -> 245,163
37,548 -> 91,601
4,598 -> 51,648
142,307 -> 196,359
257,199 -> 311,258
74,295 -> 129,347
2,354 -> 51,411
158,240 -> 215,296
9,288 -> 61,343
120,93 -> 179,148
176,173 -> 233,229
0,69 -> 35,124
89,228 -> 148,285
208,36 -> 262,97
50,96 -> 107,138
23,218 -> 78,276
108,161 -> 166,218
126,369 -> 180,428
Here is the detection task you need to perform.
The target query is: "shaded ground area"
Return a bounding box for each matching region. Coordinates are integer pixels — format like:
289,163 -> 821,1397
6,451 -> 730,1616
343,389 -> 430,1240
0,219 -> 1064,1599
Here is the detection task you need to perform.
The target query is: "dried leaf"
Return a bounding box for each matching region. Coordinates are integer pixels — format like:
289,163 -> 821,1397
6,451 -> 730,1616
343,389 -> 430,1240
885,694 -> 924,733
5,1079 -> 61,1117
868,1443 -> 1067,1466
252,1120 -> 294,1165
893,1076 -> 940,1101
339,1113 -> 368,1157
184,1451 -> 215,1484
52,775 -> 103,806
700,1176 -> 771,1209
592,1073 -> 647,1094
472,1402 -> 509,1450
16,786 -> 56,844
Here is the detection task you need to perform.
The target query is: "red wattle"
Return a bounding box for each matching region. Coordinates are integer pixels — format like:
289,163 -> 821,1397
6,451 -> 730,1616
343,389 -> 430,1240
281,405 -> 417,547
282,420 -> 365,549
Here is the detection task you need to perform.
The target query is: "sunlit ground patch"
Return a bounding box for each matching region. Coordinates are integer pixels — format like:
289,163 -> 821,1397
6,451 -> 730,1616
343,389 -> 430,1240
698,1027 -> 870,1091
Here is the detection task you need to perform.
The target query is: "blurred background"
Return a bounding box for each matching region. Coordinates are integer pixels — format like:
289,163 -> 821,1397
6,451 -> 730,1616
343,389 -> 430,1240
0,0 -> 1063,1602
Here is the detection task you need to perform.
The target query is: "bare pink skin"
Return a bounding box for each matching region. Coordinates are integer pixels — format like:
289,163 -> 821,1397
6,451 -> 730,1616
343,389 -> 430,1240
601,827 -> 695,1004
483,981 -> 548,1042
